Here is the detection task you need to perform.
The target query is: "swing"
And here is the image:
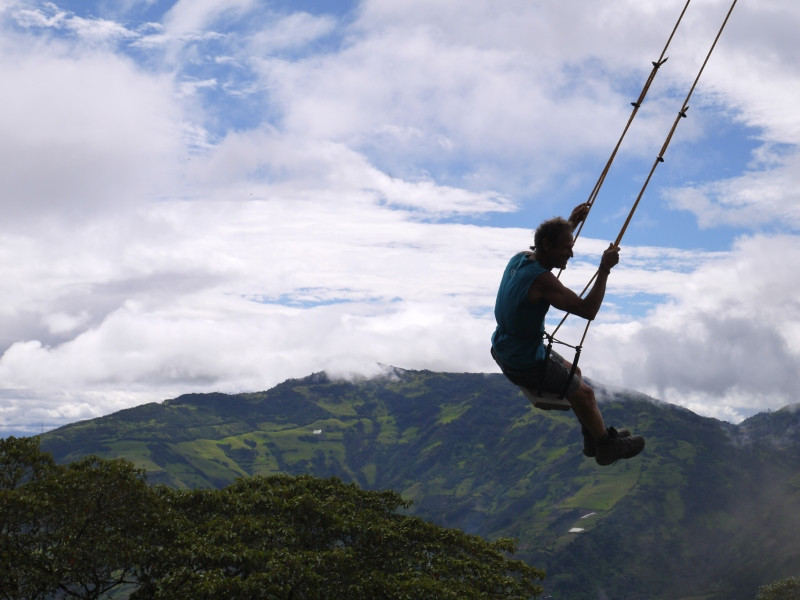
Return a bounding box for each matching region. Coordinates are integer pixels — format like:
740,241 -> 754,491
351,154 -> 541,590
520,335 -> 579,411
518,0 -> 737,412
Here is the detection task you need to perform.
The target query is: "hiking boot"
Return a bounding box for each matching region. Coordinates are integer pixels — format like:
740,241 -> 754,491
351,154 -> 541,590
582,426 -> 630,457
595,427 -> 645,466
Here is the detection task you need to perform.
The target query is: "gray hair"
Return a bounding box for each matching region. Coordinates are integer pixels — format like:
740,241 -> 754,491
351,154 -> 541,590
532,217 -> 573,250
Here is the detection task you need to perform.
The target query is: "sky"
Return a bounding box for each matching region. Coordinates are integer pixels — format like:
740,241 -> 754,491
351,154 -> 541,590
1,0 -> 799,436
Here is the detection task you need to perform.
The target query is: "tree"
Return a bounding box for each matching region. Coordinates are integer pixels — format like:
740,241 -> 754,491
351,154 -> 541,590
2,437 -> 544,599
0,435 -> 55,490
1,437 -> 160,599
756,576 -> 800,600
134,475 -> 544,599
1,436 -> 58,599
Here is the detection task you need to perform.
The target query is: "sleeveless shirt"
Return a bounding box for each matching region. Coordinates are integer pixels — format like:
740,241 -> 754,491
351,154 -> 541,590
491,252 -> 551,370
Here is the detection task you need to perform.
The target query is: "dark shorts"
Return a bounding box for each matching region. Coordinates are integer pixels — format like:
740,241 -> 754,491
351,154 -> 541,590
491,347 -> 582,398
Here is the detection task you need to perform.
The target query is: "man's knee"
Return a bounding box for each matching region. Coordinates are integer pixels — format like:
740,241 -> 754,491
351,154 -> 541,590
568,382 -> 596,409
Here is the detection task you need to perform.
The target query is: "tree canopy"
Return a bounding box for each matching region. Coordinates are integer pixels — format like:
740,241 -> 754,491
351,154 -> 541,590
1,436 -> 544,599
756,576 -> 800,600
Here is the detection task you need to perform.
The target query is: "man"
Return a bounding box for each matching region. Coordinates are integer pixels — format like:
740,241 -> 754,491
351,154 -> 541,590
491,203 -> 645,466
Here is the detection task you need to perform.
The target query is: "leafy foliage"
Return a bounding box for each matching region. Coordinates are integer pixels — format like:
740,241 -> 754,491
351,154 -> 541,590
756,576 -> 800,600
1,437 -> 543,600
135,475 -> 543,599
1,437 -> 158,599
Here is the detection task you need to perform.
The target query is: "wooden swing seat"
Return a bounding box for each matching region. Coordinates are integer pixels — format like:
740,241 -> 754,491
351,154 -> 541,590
520,386 -> 572,411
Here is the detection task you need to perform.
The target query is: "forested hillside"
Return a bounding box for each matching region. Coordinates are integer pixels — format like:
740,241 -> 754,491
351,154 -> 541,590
40,369 -> 800,600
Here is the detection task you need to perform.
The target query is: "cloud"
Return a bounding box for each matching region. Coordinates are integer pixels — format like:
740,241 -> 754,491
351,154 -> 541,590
239,0 -> 730,205
1,0 -> 800,436
0,32 -> 183,224
130,0 -> 255,60
65,14 -> 137,43
6,1 -> 137,44
178,126 -> 513,216
665,150 -> 800,229
702,1 -> 800,144
585,234 -> 800,420
248,11 -> 337,53
162,0 -> 256,38
649,0 -> 800,232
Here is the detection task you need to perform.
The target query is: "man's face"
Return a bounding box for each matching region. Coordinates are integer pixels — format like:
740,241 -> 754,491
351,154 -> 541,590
548,230 -> 575,269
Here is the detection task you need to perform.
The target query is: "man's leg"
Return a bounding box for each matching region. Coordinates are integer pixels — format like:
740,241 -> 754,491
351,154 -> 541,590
565,366 -> 644,464
567,382 -> 645,465
568,381 -> 606,440
493,349 -> 643,464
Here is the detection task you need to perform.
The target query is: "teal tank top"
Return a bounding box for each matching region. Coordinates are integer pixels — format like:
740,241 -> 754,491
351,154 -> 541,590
491,252 -> 550,370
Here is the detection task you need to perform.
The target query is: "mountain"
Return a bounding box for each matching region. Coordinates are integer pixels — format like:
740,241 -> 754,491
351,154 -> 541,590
38,369 -> 800,600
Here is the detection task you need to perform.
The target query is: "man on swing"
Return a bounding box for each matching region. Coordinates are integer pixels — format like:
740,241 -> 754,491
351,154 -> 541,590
491,202 -> 645,466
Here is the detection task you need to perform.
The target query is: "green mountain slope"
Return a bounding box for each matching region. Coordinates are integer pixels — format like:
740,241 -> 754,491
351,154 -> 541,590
38,369 -> 800,600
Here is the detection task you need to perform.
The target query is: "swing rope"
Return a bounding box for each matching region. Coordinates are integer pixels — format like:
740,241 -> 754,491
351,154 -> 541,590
542,0 -> 738,398
569,0 -> 692,248
611,0 -> 738,249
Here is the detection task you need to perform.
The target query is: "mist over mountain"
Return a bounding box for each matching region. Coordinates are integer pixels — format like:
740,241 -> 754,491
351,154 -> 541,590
38,369 -> 800,600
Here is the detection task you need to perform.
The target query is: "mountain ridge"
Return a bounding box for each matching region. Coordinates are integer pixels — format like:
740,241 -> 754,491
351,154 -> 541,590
37,369 -> 800,600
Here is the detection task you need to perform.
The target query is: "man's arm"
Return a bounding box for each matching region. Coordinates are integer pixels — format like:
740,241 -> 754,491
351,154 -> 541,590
529,244 -> 619,320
